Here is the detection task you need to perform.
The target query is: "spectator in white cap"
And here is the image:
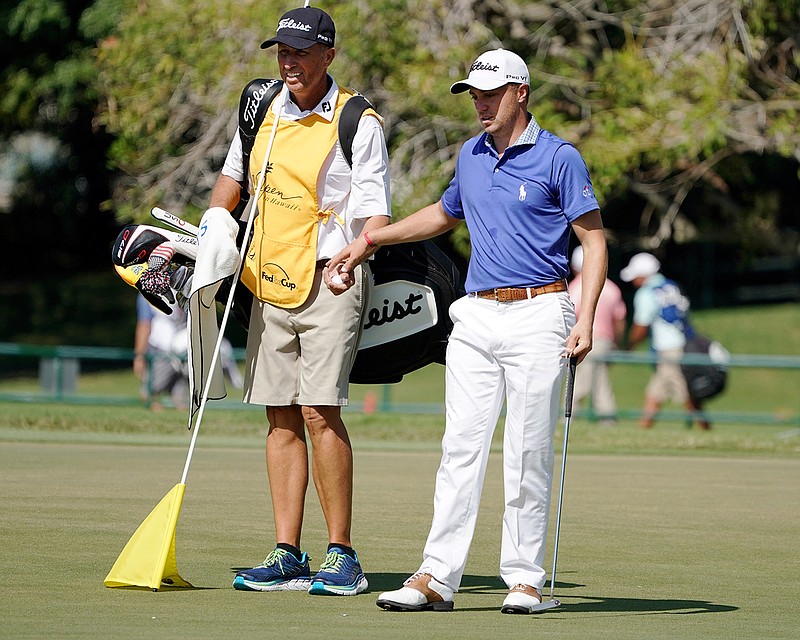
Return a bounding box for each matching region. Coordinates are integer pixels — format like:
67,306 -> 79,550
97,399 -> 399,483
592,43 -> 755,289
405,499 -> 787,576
568,246 -> 627,424
325,47 -> 607,614
622,253 -> 710,430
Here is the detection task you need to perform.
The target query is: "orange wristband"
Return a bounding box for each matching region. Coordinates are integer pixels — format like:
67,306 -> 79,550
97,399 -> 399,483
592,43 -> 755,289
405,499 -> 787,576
363,231 -> 377,248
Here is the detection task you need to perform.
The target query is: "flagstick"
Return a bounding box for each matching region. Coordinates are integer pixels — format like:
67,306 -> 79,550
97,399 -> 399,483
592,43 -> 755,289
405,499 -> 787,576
179,85 -> 288,486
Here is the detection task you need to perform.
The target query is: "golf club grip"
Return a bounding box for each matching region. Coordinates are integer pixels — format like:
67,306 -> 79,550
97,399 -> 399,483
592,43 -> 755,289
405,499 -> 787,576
564,356 -> 577,418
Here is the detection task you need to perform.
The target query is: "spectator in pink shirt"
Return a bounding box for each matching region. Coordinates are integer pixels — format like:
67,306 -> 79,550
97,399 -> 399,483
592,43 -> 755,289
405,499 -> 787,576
568,246 -> 627,424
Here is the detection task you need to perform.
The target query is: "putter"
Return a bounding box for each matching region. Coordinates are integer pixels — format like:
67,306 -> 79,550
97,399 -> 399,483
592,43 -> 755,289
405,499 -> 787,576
151,206 -> 201,237
531,354 -> 578,612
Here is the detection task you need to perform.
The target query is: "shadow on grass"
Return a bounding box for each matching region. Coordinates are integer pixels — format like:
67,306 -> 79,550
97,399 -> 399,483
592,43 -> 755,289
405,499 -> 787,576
366,572 -> 737,616
109,584 -> 221,592
559,596 -> 738,615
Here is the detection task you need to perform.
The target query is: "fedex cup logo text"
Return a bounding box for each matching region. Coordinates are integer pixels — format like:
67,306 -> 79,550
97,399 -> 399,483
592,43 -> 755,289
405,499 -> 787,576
260,263 -> 297,292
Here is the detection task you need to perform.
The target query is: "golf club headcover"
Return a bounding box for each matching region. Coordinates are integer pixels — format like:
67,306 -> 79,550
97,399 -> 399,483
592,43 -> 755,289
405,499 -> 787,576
112,224 -> 198,267
114,263 -> 174,315
112,223 -> 200,315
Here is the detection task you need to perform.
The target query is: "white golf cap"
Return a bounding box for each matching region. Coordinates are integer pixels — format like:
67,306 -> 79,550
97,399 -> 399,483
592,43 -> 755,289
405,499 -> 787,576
620,252 -> 661,282
570,246 -> 584,272
450,49 -> 530,94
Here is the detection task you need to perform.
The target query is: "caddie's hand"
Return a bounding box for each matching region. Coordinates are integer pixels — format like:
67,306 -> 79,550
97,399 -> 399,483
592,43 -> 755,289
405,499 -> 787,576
564,318 -> 593,365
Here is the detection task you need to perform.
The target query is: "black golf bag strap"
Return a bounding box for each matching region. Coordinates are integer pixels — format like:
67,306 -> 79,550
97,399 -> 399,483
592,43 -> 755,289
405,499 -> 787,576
237,78 -> 284,202
337,94 -> 373,167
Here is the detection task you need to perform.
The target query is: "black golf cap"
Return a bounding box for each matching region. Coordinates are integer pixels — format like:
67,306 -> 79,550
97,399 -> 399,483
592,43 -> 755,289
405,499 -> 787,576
261,6 -> 335,50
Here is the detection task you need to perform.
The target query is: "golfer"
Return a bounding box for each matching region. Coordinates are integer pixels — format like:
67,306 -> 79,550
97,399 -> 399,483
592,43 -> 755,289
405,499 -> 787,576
205,4 -> 390,595
325,48 -> 607,613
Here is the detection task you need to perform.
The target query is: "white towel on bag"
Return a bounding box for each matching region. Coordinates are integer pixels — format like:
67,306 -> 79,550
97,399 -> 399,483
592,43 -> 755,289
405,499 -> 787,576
187,206 -> 240,419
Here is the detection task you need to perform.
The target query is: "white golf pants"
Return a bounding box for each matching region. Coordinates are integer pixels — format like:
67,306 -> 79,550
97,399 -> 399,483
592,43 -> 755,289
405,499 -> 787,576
419,292 -> 575,591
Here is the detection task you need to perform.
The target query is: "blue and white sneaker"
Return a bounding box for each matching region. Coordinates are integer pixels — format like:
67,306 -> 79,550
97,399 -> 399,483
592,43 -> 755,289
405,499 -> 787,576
308,547 -> 368,596
233,548 -> 312,591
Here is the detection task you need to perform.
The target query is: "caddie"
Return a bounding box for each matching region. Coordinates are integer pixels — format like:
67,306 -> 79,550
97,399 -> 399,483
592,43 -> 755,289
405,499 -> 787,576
205,3 -> 390,596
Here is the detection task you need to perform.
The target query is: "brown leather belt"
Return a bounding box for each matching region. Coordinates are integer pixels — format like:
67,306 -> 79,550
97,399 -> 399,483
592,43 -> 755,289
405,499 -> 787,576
473,280 -> 567,302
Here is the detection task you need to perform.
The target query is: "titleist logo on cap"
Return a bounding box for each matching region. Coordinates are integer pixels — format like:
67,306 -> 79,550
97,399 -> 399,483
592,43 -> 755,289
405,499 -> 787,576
471,61 -> 500,72
277,18 -> 312,32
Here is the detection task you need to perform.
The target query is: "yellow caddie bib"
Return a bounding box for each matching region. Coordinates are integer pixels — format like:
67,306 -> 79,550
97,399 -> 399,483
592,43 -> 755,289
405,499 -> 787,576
241,88 -> 370,308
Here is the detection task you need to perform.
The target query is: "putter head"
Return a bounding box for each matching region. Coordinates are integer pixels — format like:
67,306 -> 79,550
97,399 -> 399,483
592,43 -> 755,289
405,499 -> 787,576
531,598 -> 560,613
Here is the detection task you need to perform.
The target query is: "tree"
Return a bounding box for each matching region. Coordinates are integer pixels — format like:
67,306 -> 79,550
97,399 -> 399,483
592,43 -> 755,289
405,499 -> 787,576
0,0 -> 123,273
93,0 -> 800,260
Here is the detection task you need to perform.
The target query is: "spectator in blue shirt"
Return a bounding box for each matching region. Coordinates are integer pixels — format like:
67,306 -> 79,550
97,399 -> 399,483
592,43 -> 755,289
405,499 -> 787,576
622,252 -> 710,430
325,48 -> 607,614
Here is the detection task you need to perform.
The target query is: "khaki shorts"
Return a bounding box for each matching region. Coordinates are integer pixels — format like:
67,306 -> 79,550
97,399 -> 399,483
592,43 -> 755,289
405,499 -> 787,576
645,348 -> 689,404
243,263 -> 369,406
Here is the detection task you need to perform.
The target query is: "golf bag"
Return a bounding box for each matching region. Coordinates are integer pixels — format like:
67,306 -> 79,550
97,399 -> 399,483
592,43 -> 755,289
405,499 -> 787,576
112,79 -> 464,384
681,334 -> 730,402
112,222 -> 464,384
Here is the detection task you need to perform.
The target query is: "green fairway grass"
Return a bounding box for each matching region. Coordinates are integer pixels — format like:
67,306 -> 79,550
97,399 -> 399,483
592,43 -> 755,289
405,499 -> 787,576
1,438 -> 798,639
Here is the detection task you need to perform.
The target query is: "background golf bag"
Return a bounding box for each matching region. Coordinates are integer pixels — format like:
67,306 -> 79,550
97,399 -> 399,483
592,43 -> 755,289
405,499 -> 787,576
681,334 -> 729,402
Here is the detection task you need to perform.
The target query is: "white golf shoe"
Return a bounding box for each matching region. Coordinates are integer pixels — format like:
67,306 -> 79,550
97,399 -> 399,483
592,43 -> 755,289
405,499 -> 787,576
500,583 -> 543,614
376,572 -> 454,611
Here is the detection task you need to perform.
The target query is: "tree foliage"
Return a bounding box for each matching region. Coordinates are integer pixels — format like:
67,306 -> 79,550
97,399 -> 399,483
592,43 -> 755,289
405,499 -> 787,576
18,0 -> 800,260
0,0 -> 121,274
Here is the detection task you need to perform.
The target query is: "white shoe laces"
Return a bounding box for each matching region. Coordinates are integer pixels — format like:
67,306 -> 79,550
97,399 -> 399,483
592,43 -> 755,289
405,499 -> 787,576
403,571 -> 429,586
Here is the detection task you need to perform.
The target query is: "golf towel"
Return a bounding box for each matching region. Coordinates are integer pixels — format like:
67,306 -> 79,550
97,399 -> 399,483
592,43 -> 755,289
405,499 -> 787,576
187,207 -> 239,420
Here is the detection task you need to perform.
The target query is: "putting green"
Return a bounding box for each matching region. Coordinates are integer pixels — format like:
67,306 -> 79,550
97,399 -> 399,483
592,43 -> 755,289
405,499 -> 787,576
1,439 -> 798,639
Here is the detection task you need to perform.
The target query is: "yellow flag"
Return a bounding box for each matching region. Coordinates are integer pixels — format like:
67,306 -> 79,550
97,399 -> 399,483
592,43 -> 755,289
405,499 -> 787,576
104,483 -> 192,590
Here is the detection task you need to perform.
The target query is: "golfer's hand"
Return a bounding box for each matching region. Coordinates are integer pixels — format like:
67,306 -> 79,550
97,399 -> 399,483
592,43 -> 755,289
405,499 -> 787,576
323,256 -> 355,295
324,237 -> 375,295
565,318 -> 593,365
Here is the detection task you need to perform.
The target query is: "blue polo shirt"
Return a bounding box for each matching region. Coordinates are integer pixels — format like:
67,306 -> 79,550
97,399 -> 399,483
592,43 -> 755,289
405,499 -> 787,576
441,116 -> 599,292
